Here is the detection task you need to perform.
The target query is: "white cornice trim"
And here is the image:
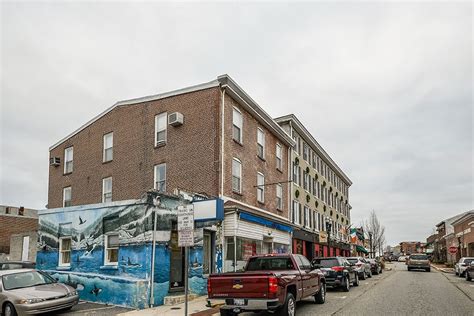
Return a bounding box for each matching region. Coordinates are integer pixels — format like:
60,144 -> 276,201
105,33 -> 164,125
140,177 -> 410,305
275,114 -> 352,185
222,196 -> 290,223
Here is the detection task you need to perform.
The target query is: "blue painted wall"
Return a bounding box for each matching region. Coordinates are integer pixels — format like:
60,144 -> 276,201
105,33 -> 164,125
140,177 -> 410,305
37,194 -> 222,309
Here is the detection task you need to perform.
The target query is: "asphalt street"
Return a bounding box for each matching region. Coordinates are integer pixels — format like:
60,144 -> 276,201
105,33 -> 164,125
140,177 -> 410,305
292,262 -> 474,316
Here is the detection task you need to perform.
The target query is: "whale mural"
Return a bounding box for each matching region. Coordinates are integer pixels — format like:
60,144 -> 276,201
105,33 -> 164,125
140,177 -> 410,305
36,192 -> 223,309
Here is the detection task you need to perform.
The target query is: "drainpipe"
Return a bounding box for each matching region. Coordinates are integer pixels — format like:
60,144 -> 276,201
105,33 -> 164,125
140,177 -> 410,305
220,88 -> 226,197
150,209 -> 158,307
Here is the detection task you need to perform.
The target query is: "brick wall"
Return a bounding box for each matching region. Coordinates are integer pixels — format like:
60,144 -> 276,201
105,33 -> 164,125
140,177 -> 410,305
9,231 -> 38,261
222,93 -> 289,219
0,215 -> 38,254
48,87 -> 221,208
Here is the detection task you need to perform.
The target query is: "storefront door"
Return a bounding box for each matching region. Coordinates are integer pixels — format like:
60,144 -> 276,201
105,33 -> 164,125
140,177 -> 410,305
169,231 -> 185,292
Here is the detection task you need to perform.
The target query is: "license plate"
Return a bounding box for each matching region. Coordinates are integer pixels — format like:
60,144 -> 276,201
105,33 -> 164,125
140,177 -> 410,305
234,299 -> 245,306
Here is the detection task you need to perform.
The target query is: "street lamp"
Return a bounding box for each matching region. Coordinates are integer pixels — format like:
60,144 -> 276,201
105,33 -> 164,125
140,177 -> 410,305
325,217 -> 332,257
368,232 -> 373,259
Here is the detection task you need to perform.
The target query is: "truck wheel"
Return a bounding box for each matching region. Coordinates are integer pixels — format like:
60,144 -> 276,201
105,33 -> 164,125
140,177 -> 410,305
353,273 -> 359,286
220,309 -> 236,316
275,293 -> 296,316
314,283 -> 326,304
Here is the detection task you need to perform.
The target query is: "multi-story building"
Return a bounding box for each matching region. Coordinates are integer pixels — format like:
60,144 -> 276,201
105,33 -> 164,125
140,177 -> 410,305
275,115 -> 352,260
435,211 -> 469,264
452,210 -> 474,258
0,205 -> 38,261
48,74 -> 295,278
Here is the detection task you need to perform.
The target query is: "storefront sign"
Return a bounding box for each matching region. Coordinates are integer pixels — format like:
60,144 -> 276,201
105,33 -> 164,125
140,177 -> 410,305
319,232 -> 328,243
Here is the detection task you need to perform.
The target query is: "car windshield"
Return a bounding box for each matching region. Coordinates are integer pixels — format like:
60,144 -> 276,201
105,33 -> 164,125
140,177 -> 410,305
313,258 -> 340,268
410,255 -> 428,260
2,271 -> 55,290
246,257 -> 294,271
464,259 -> 474,264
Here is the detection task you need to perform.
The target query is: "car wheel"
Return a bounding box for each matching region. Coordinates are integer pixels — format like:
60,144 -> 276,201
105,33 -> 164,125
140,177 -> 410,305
342,276 -> 350,292
4,303 -> 17,316
373,269 -> 379,275
353,273 -> 359,286
408,267 -> 411,271
455,269 -> 459,276
368,271 -> 372,278
460,271 -> 465,277
275,292 -> 296,316
360,272 -> 366,280
426,268 -> 430,272
314,283 -> 326,304
466,271 -> 472,281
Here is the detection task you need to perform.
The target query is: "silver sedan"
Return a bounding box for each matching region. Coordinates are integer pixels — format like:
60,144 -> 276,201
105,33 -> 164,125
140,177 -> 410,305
0,269 -> 79,316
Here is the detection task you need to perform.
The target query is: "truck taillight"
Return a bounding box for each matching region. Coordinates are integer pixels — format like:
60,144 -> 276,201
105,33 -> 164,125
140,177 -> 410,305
331,266 -> 344,272
268,276 -> 278,294
207,278 -> 212,294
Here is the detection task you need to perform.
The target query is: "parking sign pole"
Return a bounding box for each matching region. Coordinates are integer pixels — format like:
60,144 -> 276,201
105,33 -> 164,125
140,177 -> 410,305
184,245 -> 188,316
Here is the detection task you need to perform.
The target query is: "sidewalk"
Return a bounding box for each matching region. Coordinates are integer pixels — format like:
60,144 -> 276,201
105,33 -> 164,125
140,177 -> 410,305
118,296 -> 220,316
431,263 -> 455,274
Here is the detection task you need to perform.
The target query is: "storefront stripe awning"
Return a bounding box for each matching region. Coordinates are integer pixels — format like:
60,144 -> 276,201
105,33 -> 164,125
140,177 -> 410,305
239,212 -> 293,233
356,245 -> 369,254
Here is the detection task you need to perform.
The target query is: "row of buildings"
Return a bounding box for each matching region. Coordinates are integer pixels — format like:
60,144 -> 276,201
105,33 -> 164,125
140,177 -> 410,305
426,210 -> 474,264
33,75 -> 354,308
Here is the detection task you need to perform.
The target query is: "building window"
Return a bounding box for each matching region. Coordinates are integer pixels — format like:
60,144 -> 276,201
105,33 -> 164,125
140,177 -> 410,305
304,206 -> 310,228
233,107 -> 243,143
257,128 -> 265,159
104,234 -> 119,265
155,112 -> 167,145
276,184 -> 282,210
303,171 -> 309,191
257,172 -> 265,203
303,143 -> 309,162
276,144 -> 282,170
64,147 -> 73,174
232,158 -> 242,194
59,237 -> 71,266
293,200 -> 301,225
103,132 -> 113,162
63,187 -> 72,207
154,163 -> 166,192
102,177 -> 112,203
293,163 -> 299,185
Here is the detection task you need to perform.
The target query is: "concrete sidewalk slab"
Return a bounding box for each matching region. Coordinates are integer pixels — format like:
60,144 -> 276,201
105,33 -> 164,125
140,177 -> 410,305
118,296 -> 219,316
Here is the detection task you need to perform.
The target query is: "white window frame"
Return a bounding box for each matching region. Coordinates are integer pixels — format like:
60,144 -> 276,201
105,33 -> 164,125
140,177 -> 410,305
58,236 -> 72,267
104,233 -> 119,265
102,177 -> 112,203
276,143 -> 282,170
276,184 -> 282,210
304,206 -> 310,228
154,163 -> 167,192
257,128 -> 265,159
103,132 -> 113,162
293,200 -> 301,225
155,112 -> 167,146
257,172 -> 265,203
232,107 -> 243,143
232,158 -> 242,193
63,187 -> 72,207
64,147 -> 73,174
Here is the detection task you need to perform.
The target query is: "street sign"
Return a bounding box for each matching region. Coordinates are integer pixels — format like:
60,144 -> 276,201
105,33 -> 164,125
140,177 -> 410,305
178,205 -> 194,231
178,229 -> 194,247
448,246 -> 458,254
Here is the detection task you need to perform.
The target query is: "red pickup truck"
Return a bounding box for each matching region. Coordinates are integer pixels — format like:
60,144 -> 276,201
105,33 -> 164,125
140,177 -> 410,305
207,254 -> 326,316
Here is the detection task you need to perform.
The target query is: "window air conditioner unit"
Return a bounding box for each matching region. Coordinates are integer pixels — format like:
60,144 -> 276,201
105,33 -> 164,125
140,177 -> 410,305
168,112 -> 184,126
50,157 -> 60,166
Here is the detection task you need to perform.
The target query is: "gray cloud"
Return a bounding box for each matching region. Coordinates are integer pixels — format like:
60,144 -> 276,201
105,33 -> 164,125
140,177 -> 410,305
1,1 -> 472,245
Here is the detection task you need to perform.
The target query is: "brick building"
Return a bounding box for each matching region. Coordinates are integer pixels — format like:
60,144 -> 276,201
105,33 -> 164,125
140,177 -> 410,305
275,115 -> 352,260
0,205 -> 38,261
452,210 -> 474,258
399,241 -> 425,255
48,74 -> 295,276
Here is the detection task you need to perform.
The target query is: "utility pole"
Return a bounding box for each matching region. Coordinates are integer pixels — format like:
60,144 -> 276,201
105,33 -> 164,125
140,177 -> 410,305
326,218 -> 332,257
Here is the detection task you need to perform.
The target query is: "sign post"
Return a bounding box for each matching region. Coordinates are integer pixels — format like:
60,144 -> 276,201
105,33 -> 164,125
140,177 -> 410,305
178,205 -> 194,316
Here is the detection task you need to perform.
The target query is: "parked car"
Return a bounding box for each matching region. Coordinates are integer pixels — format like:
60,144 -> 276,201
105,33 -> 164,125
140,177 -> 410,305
207,254 -> 326,316
0,261 -> 36,270
465,261 -> 474,281
367,258 -> 383,275
346,257 -> 372,279
455,257 -> 474,277
0,269 -> 79,316
407,254 -> 430,272
398,256 -> 408,262
312,257 -> 359,291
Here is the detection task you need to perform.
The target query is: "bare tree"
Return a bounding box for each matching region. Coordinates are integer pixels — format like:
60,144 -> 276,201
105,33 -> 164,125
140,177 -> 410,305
363,210 -> 386,258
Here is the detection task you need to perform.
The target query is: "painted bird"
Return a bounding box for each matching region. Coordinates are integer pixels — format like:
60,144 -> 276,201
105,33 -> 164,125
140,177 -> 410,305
79,216 -> 87,225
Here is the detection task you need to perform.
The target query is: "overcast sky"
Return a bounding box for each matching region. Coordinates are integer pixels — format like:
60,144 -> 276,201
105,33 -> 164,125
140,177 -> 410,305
1,1 -> 472,246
